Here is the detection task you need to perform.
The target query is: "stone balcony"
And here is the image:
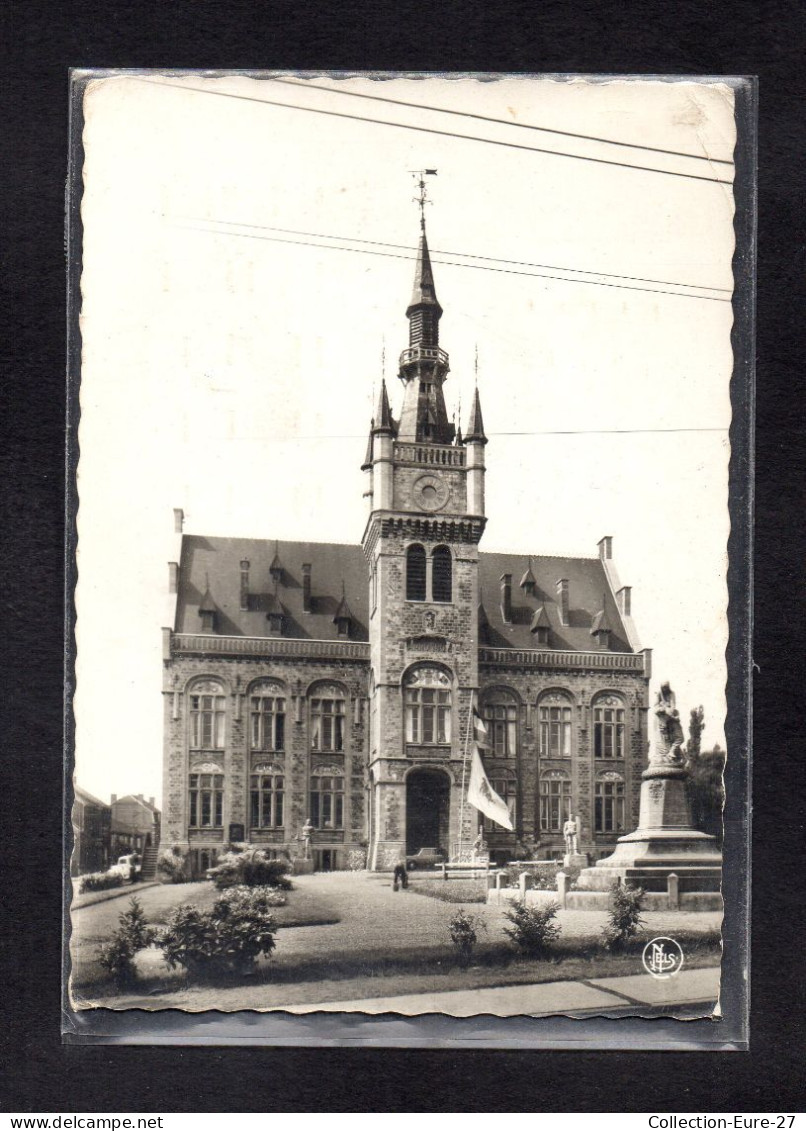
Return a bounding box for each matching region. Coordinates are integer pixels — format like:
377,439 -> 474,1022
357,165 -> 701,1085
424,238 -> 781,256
169,632 -> 371,662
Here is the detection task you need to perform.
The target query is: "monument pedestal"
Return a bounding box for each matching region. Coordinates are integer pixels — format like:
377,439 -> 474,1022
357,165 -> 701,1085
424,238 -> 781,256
576,767 -> 722,894
563,852 -> 588,870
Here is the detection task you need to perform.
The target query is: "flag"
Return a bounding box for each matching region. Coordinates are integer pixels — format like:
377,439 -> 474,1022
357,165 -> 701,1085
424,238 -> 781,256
467,744 -> 514,831
472,706 -> 488,747
425,168 -> 438,175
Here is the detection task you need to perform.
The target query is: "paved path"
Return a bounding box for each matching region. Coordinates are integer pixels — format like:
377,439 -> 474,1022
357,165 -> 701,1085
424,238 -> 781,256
286,965 -> 721,1017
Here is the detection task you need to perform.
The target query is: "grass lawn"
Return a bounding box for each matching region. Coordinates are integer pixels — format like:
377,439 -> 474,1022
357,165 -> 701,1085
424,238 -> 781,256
70,871 -> 721,1011
405,878 -> 488,903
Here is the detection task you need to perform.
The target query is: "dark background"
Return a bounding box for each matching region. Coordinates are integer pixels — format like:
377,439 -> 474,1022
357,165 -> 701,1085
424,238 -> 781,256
2,0 -> 804,1112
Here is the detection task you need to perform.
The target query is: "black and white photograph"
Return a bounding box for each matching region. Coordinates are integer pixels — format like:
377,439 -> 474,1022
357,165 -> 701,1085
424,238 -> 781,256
68,72 -> 744,1028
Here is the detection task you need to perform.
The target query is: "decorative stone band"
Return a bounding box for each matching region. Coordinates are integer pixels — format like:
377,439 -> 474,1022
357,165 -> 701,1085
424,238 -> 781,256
378,515 -> 485,544
171,634 -> 371,661
479,647 -> 647,672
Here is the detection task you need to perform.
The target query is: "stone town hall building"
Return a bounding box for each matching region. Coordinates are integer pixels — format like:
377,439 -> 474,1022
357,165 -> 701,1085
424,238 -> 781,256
161,218 -> 653,875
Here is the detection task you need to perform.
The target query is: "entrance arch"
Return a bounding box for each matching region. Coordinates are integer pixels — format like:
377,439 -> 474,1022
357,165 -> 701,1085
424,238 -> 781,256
406,769 -> 450,854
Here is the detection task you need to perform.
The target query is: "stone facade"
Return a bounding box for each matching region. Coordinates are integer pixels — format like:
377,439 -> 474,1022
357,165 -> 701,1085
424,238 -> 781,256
161,221 -> 651,874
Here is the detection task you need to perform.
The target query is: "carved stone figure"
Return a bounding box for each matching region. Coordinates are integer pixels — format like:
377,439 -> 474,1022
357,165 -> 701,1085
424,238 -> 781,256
652,681 -> 686,766
301,818 -> 314,859
563,815 -> 580,855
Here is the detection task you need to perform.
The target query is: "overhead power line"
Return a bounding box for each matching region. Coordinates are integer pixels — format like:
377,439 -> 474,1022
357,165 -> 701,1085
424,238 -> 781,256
268,76 -> 735,167
142,78 -> 733,186
178,222 -> 733,303
188,217 -> 731,295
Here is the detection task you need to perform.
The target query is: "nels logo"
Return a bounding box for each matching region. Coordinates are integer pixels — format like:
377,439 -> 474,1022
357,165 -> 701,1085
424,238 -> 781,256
642,937 -> 684,979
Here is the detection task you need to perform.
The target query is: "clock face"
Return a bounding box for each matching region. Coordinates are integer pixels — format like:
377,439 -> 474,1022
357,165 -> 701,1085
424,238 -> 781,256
411,473 -> 450,512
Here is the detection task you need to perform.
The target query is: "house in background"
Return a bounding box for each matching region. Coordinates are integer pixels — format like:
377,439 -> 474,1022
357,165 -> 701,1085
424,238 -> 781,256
110,794 -> 161,879
71,786 -> 111,876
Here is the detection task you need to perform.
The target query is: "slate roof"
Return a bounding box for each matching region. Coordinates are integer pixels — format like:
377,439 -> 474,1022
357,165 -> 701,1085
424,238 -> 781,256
174,537 -> 632,652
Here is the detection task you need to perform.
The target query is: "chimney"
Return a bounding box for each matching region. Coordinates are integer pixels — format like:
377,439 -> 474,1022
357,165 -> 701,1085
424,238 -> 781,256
617,585 -> 632,616
137,794 -> 143,801
173,508 -> 184,534
239,559 -> 250,611
168,562 -> 178,593
148,797 -> 155,807
111,794 -> 117,803
500,573 -> 512,624
302,563 -> 312,613
598,535 -> 613,561
556,578 -> 569,626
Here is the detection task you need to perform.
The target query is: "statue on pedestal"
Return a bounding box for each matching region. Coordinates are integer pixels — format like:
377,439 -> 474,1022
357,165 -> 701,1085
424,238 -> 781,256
563,814 -> 580,856
652,681 -> 686,767
301,818 -> 313,860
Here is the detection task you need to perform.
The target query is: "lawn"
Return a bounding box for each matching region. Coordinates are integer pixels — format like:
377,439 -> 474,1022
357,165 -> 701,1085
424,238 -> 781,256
405,878 -> 488,903
69,872 -> 722,1011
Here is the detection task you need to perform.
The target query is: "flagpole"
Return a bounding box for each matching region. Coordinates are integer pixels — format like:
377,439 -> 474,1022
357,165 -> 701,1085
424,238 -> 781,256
458,689 -> 475,862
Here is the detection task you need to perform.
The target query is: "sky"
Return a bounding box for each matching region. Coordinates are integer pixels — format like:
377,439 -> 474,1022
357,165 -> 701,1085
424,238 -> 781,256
75,73 -> 737,806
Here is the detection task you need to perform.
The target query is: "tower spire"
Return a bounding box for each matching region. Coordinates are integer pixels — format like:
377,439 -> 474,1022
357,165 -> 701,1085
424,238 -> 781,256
397,172 -> 453,445
465,385 -> 488,445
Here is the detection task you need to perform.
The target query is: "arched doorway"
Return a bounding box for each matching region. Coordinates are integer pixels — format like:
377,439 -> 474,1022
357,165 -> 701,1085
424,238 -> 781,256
406,769 -> 450,854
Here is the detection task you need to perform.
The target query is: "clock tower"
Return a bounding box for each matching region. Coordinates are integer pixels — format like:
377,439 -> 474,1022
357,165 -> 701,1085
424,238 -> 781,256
361,204 -> 488,870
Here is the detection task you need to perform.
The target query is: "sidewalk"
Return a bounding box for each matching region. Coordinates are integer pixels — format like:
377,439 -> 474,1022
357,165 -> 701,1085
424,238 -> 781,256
283,965 -> 720,1017
71,880 -> 160,910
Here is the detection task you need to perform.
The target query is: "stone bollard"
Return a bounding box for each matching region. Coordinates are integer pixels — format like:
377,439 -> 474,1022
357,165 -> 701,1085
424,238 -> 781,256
518,872 -> 533,900
495,871 -> 505,890
556,870 -> 568,909
667,872 -> 680,911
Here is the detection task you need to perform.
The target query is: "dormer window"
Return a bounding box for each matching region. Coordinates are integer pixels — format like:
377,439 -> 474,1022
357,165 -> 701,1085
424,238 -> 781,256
333,584 -> 354,637
530,605 -> 550,645
265,590 -> 285,636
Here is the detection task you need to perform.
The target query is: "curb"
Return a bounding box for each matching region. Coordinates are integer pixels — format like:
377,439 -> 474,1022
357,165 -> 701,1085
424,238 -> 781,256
71,881 -> 161,910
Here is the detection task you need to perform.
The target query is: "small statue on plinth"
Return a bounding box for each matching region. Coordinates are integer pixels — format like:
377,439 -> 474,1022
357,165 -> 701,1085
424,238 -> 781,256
563,814 -> 580,856
652,682 -> 686,767
301,818 -> 313,860
472,830 -> 487,860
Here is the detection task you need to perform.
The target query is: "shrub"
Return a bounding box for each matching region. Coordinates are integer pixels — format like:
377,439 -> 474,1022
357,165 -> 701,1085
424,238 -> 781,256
448,908 -> 484,968
602,880 -> 645,952
347,848 -> 367,871
158,885 -> 279,979
502,900 -> 561,957
80,871 -> 126,894
158,848 -> 189,884
207,848 -> 292,891
97,897 -> 157,988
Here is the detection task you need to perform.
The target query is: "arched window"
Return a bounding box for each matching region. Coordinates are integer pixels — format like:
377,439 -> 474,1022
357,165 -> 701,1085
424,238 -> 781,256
431,545 -> 452,603
595,772 -> 626,832
189,769 -> 224,828
406,544 -> 427,601
310,764 -> 345,829
250,764 -> 284,828
481,690 -> 518,757
483,774 -> 517,833
539,772 -> 571,832
189,681 -> 226,750
250,681 -> 286,751
593,694 -> 625,759
404,665 -> 452,745
310,683 -> 346,752
538,692 -> 573,758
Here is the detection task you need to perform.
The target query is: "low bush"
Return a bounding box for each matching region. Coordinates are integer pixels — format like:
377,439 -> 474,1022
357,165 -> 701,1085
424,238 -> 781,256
448,908 -> 484,968
502,899 -> 561,957
158,885 -> 280,979
207,848 -> 292,891
80,871 -> 126,894
602,880 -> 645,952
409,879 -> 487,904
97,897 -> 157,988
158,848 -> 189,884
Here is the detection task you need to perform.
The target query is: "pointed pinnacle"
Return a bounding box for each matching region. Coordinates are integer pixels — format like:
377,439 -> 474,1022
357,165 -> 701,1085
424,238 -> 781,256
465,386 -> 488,444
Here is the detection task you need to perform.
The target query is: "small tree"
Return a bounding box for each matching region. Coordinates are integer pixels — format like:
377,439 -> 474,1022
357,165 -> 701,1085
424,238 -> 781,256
602,880 -> 645,952
97,897 -> 157,988
158,886 -> 279,979
448,908 -> 482,968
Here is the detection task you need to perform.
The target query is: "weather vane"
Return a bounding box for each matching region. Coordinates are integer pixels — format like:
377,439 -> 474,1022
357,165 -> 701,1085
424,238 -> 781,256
411,169 -> 438,230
